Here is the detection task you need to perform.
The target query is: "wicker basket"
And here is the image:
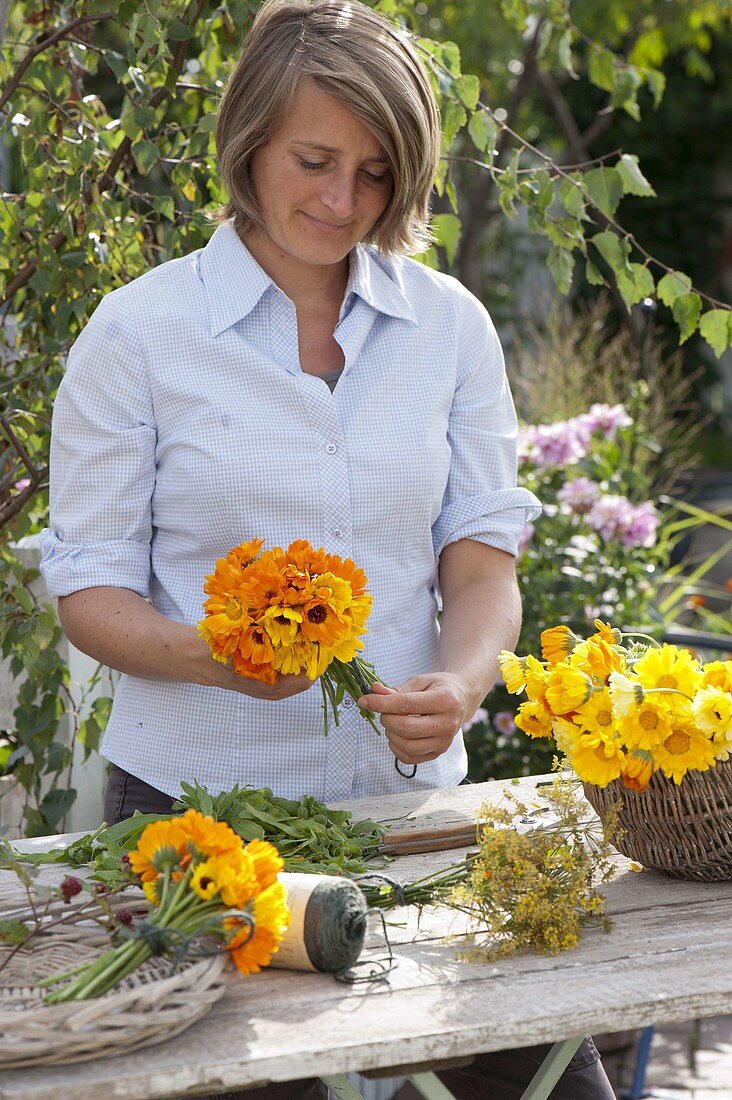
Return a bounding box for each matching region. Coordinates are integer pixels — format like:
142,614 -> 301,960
0,923 -> 228,1068
583,758 -> 732,882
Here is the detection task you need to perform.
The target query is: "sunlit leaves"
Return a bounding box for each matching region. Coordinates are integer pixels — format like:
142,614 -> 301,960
432,212 -> 462,265
616,154 -> 656,198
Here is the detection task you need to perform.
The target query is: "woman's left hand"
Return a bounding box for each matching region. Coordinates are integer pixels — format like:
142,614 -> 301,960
358,674 -> 470,765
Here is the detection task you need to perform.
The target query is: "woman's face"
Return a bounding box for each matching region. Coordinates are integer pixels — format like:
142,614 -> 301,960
248,79 -> 393,273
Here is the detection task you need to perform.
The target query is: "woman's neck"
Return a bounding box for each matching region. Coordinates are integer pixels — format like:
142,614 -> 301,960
242,227 -> 349,312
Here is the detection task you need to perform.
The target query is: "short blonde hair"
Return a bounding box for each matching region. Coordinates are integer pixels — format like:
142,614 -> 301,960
215,0 -> 440,254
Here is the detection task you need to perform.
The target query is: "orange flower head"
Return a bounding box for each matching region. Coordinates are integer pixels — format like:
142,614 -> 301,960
178,809 -> 243,861
227,881 -> 290,975
545,663 -> 593,715
591,620 -> 622,646
621,752 -> 654,792
245,838 -> 284,891
128,818 -> 189,882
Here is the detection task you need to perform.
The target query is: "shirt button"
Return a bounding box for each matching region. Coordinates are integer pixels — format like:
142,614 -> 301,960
332,527 -> 344,539
342,696 -> 354,708
325,442 -> 337,455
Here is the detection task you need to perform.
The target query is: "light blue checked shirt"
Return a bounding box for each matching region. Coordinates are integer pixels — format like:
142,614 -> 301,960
41,222 -> 541,802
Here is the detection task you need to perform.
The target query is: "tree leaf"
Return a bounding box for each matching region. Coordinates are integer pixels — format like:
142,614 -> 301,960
645,69 -> 666,109
699,309 -> 732,358
441,100 -> 467,148
590,230 -> 631,274
616,262 -> 655,310
671,292 -> 702,344
584,167 -> 623,218
585,260 -> 607,286
467,110 -> 497,160
559,176 -> 586,220
439,41 -> 462,77
587,47 -> 615,93
455,74 -> 480,110
546,246 -> 575,295
432,213 -> 462,265
617,154 -> 656,197
657,270 -> 692,307
132,139 -> 158,176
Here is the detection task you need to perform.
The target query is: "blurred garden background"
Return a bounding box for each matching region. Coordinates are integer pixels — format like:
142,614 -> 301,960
1,0 -> 731,840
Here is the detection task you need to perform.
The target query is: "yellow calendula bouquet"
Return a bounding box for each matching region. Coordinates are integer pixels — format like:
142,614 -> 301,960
40,810 -> 289,1002
198,538 -> 382,733
498,622 -> 732,791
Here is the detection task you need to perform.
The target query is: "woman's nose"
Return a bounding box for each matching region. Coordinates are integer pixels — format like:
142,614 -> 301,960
321,171 -> 357,218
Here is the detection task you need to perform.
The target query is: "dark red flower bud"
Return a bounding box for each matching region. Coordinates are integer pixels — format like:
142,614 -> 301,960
121,853 -> 132,869
60,876 -> 83,902
116,908 -> 133,926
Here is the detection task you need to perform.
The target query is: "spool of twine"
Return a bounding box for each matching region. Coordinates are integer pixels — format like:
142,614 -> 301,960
269,873 -> 368,973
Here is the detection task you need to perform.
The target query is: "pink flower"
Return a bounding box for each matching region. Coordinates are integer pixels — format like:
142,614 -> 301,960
587,495 -> 660,548
620,501 -> 660,548
13,478 -> 31,492
578,403 -> 633,440
493,711 -> 518,737
519,421 -> 589,470
557,477 -> 601,515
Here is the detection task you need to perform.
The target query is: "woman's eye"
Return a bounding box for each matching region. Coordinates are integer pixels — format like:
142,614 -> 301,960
361,170 -> 389,185
297,158 -> 327,171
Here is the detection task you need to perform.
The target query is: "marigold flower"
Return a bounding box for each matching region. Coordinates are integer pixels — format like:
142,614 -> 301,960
608,671 -> 645,717
620,751 -> 654,792
570,733 -> 624,787
654,720 -> 717,784
524,655 -> 549,703
514,699 -> 553,739
540,625 -> 578,666
633,644 -> 702,698
572,690 -> 616,737
702,660 -> 732,694
570,638 -> 624,681
591,620 -> 622,646
693,687 -> 732,741
178,809 -> 243,860
227,881 -> 290,975
497,651 -> 527,694
128,819 -> 189,882
245,838 -> 284,891
545,663 -> 593,715
618,697 -> 672,753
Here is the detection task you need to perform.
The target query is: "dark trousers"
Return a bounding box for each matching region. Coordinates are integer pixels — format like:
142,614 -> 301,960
104,765 -> 615,1100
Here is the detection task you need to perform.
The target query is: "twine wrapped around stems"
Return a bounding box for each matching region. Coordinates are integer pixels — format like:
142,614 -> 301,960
583,757 -> 732,881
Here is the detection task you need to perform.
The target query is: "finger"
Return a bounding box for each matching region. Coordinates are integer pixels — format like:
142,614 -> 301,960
359,690 -> 445,716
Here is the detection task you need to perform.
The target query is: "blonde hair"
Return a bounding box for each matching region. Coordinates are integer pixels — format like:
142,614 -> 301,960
215,0 -> 440,254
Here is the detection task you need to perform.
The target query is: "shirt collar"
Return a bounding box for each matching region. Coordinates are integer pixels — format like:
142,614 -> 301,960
198,221 -> 417,336
198,222 -> 275,337
346,244 -> 418,324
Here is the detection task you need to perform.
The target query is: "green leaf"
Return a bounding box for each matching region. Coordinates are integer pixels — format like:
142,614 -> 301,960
153,195 -> 176,221
588,47 -> 615,93
432,213 -> 462,265
584,168 -> 623,219
441,101 -> 467,148
617,155 -> 656,198
558,177 -> 585,219
132,139 -> 158,176
497,149 -> 520,218
500,0 -> 529,31
167,18 -> 195,41
467,111 -> 497,161
590,230 -> 631,274
699,309 -> 732,358
616,262 -> 655,310
656,271 -> 692,307
585,260 -> 607,286
455,75 -> 480,111
672,292 -> 702,344
645,69 -> 666,109
38,787 -> 76,831
0,919 -> 32,945
546,246 -> 575,295
439,41 -> 461,77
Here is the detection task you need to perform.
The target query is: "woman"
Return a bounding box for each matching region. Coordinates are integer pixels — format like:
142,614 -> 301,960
41,2 -> 612,1097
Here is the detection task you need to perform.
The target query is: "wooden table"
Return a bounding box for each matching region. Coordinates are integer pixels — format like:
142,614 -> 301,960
2,775 -> 732,1100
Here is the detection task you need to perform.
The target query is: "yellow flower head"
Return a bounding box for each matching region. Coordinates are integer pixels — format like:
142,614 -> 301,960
128,818 -> 189,882
514,699 -> 554,739
142,877 -> 164,906
497,651 -> 527,694
632,644 -> 702,699
620,751 -> 654,792
618,696 -> 672,753
570,732 -> 624,787
524,655 -> 550,704
570,639 -> 624,682
591,620 -> 622,646
545,663 -> 593,715
227,881 -> 290,975
552,716 -> 582,755
572,689 -> 616,739
191,850 -> 259,908
654,719 -> 717,784
608,671 -> 645,717
702,660 -> 732,694
540,625 -> 579,666
262,605 -> 303,648
245,838 -> 284,891
693,686 -> 732,742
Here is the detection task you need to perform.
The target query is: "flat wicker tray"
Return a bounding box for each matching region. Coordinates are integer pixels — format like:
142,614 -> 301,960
583,758 -> 732,882
0,917 -> 228,1069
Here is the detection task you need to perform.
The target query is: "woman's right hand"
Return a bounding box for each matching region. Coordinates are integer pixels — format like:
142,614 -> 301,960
189,633 -> 313,699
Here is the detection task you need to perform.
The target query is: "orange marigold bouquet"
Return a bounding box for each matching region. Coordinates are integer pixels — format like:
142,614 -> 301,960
198,537 -> 382,734
40,810 -> 289,1002
498,622 -> 732,791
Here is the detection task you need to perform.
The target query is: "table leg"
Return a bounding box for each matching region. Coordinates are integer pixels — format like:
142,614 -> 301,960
519,1036 -> 585,1100
320,1074 -> 371,1098
320,1072 -> 459,1100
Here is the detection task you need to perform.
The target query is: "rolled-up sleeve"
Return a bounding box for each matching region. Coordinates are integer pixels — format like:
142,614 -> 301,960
431,292 -> 541,560
40,295 -> 156,598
